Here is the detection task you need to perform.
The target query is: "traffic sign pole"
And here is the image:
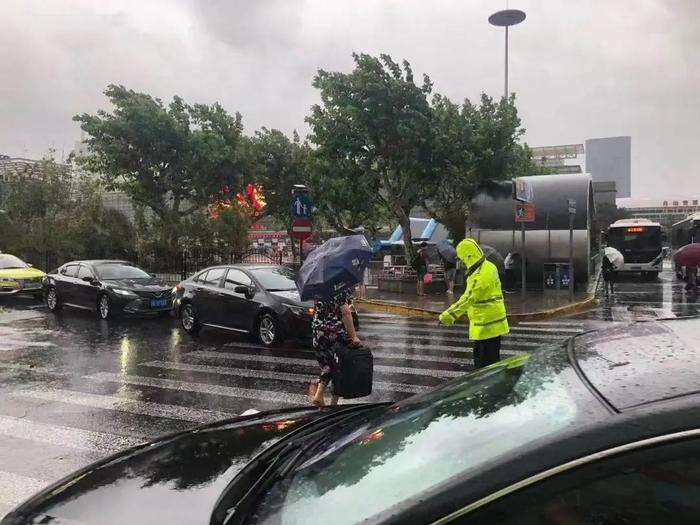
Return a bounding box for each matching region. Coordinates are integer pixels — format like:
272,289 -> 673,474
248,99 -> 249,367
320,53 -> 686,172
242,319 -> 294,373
568,199 -> 576,302
521,222 -> 526,298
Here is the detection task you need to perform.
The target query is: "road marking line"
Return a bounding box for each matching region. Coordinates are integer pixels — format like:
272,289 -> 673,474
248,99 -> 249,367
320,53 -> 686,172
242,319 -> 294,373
140,361 -> 428,394
360,330 -> 573,342
0,470 -> 47,511
187,351 -> 464,378
85,372 -> 311,404
0,414 -> 142,454
10,389 -> 234,424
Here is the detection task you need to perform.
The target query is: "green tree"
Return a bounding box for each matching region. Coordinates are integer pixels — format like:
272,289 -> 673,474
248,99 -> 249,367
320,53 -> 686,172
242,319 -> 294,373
423,94 -> 537,241
307,53 -> 433,267
74,85 -> 245,254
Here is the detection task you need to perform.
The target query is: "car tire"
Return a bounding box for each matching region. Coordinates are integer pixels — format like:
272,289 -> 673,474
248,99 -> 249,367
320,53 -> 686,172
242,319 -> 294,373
180,303 -> 201,335
257,312 -> 282,347
46,287 -> 62,312
98,294 -> 112,320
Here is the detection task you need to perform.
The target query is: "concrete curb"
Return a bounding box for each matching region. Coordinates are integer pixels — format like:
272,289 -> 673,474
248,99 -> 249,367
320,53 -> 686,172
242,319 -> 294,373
356,289 -> 599,324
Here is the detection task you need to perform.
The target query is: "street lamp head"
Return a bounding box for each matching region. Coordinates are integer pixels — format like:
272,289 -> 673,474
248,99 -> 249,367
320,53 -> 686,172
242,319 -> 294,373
488,9 -> 526,27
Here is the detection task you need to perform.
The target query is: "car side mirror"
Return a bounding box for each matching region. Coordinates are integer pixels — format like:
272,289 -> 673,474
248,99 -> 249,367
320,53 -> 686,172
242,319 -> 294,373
234,285 -> 254,298
82,276 -> 98,285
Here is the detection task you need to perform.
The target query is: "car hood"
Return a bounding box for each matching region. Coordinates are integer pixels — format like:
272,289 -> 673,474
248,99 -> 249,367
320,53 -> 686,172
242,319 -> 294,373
102,278 -> 170,291
2,408 -> 325,525
269,289 -> 313,307
0,267 -> 45,279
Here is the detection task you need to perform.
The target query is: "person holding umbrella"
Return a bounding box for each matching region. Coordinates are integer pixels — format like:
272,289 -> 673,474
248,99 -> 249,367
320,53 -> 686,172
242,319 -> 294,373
674,243 -> 700,294
297,235 -> 372,407
437,240 -> 457,295
438,239 -> 509,369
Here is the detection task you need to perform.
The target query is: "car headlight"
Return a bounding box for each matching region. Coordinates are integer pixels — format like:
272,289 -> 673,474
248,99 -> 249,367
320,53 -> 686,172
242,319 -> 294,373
284,304 -> 315,317
111,288 -> 137,297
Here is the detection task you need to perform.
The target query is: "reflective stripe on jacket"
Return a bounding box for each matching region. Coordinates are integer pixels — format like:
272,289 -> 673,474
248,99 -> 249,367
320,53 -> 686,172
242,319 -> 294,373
444,241 -> 509,340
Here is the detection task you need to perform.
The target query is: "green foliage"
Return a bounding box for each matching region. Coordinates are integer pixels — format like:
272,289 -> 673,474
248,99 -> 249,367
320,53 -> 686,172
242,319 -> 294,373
307,53 -> 434,265
0,161 -> 135,267
74,85 -> 245,254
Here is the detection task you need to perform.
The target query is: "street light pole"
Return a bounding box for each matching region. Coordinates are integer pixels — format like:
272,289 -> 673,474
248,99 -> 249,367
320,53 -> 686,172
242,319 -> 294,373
488,9 -> 526,99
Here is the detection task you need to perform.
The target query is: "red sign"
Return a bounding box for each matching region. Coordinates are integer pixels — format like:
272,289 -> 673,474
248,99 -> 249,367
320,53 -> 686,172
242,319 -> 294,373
515,203 -> 536,223
291,218 -> 312,241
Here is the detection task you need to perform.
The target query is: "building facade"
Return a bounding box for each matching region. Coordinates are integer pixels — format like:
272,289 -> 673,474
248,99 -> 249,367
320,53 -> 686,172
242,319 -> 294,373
585,136 -> 631,198
618,198 -> 700,234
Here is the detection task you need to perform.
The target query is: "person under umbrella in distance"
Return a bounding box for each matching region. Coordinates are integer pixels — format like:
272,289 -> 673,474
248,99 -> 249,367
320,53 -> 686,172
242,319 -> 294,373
437,240 -> 457,295
438,239 -> 509,369
296,235 -> 371,406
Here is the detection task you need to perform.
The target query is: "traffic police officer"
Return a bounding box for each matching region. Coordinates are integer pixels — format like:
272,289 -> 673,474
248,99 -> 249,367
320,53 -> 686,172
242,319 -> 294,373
438,239 -> 509,368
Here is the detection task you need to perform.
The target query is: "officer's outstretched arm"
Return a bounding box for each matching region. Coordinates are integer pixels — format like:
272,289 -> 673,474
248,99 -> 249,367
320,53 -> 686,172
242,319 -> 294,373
439,278 -> 480,326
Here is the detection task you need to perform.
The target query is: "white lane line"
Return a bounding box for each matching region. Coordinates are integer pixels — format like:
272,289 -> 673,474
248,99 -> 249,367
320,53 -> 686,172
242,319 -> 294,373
360,330 -> 573,342
0,414 -> 142,454
140,361 -> 428,394
187,351 -> 463,378
86,372 -> 311,404
0,363 -> 59,375
0,470 -> 47,511
10,390 -> 234,424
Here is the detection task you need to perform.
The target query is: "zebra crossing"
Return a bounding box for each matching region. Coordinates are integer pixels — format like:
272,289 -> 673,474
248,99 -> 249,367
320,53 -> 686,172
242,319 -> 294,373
0,311 -> 585,517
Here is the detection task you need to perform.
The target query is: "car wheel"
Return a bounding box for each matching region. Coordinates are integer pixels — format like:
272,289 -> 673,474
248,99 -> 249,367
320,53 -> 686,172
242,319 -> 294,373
46,287 -> 62,312
98,294 -> 111,320
257,313 -> 282,347
180,303 -> 201,335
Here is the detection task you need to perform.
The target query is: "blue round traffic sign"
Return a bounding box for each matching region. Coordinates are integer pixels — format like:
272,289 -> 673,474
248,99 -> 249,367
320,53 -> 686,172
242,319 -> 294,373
289,193 -> 313,218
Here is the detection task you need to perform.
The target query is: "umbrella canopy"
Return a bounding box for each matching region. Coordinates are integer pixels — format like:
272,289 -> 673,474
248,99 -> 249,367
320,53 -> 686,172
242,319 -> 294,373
296,234 -> 372,301
436,241 -> 456,263
481,245 -> 505,274
673,243 -> 700,268
603,246 -> 625,270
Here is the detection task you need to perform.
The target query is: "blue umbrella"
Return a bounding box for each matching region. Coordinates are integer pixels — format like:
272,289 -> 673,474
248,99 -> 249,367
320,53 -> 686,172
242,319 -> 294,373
296,234 -> 372,300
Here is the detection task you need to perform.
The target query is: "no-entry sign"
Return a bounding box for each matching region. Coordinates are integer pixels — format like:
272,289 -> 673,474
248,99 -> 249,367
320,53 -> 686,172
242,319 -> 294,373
291,218 -> 312,241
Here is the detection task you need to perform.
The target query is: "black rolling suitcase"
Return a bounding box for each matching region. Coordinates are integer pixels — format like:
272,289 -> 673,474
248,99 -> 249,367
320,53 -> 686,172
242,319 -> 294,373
332,343 -> 373,399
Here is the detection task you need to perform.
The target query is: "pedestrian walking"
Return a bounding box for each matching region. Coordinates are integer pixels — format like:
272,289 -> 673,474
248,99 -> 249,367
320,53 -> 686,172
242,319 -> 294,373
438,239 -> 509,369
415,242 -> 429,296
308,288 -> 362,407
440,252 -> 456,295
602,254 -> 616,296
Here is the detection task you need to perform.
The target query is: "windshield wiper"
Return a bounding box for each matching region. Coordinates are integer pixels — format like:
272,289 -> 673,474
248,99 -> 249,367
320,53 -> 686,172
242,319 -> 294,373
210,404 -> 384,525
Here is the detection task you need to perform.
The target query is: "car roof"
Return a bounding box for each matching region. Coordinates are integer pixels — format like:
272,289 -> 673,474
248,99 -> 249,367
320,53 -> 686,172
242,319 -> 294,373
573,317 -> 700,411
62,260 -> 133,266
194,264 -> 284,272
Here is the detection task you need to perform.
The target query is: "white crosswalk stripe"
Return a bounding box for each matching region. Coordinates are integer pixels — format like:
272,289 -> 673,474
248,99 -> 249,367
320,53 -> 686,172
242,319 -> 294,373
0,470 -> 47,516
10,389 -> 235,423
186,350 -> 464,378
139,360 -> 429,394
0,414 -> 143,453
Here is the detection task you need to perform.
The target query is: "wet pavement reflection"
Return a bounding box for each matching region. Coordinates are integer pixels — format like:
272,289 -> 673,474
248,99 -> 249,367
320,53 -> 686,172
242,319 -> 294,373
0,264 -> 693,516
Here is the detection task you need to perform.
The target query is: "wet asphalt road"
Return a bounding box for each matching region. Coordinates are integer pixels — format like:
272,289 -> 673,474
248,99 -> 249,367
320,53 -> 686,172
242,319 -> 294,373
0,262 -> 696,516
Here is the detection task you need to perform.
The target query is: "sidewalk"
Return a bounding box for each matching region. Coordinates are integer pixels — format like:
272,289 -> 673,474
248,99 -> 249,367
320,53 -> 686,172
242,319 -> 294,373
356,287 -> 595,322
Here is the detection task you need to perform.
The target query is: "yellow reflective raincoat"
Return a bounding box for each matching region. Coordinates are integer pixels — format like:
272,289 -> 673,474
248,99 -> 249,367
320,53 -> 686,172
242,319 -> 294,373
438,239 -> 509,340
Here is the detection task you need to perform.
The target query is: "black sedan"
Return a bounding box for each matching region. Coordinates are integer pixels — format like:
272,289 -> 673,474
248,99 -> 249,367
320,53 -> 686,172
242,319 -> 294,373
6,318 -> 700,525
43,260 -> 175,320
176,264 -> 315,347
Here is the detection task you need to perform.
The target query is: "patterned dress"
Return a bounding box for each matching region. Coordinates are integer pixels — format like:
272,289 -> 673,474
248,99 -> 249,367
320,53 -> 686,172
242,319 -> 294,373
312,289 -> 353,386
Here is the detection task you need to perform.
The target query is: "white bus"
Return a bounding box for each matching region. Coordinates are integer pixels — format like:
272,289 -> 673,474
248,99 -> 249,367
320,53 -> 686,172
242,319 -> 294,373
606,218 -> 664,278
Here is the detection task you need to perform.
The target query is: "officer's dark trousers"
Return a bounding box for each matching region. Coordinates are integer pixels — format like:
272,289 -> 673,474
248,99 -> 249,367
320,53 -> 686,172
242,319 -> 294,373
473,336 -> 502,369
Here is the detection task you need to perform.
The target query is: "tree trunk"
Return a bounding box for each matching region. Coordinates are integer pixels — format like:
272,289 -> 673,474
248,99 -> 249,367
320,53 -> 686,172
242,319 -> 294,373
396,207 -> 416,269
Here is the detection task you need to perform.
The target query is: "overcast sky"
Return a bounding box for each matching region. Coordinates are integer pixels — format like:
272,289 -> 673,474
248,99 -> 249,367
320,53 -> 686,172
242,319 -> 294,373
2,0 -> 698,197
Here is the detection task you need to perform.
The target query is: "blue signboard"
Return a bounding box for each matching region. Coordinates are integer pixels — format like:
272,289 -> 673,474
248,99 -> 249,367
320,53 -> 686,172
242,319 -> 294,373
289,193 -> 313,218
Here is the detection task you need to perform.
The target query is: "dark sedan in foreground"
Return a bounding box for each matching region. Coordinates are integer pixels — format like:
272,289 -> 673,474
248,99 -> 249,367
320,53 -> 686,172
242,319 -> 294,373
5,318 -> 700,525
43,260 -> 175,319
176,264 -> 316,347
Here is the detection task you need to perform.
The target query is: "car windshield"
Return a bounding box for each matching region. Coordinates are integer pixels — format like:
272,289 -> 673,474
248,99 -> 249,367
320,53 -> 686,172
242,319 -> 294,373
0,254 -> 29,270
94,263 -> 151,280
250,267 -> 297,291
249,353 -> 580,525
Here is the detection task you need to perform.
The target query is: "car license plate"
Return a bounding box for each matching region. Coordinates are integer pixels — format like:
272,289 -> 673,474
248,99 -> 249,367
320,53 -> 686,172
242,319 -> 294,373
150,299 -> 168,308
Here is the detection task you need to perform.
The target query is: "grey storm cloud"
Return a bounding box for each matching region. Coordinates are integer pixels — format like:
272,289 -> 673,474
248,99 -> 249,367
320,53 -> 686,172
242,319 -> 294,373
1,0 -> 699,198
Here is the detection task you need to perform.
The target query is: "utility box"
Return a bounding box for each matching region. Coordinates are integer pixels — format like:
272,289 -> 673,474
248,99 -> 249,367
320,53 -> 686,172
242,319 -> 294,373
543,262 -> 573,291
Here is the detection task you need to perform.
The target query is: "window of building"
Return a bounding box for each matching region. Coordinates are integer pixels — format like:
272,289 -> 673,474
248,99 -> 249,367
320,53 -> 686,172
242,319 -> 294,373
663,201 -> 668,206
673,201 -> 679,206
683,200 -> 689,206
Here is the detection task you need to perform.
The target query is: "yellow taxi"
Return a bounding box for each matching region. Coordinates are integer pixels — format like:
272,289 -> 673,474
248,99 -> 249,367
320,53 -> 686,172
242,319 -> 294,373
0,253 -> 46,297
